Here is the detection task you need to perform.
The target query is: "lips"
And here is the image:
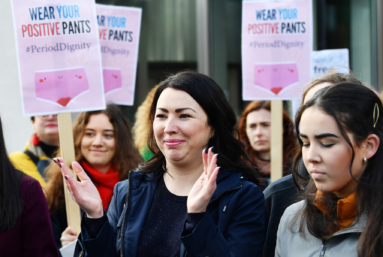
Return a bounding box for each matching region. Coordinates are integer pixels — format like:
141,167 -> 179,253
310,170 -> 325,179
164,139 -> 184,147
46,124 -> 57,127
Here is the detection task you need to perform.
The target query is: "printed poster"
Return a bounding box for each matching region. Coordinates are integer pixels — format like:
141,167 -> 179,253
242,0 -> 312,100
311,48 -> 349,79
11,0 -> 105,116
96,4 -> 142,105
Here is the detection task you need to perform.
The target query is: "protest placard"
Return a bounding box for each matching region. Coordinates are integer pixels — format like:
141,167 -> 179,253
96,4 -> 141,105
11,0 -> 105,116
242,0 -> 312,100
312,48 -> 349,79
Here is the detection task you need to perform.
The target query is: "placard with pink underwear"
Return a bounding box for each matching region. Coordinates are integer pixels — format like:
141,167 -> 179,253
242,0 -> 312,100
96,4 -> 141,105
11,0 -> 105,116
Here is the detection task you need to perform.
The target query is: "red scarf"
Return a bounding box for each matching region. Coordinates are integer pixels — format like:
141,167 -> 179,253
81,160 -> 120,211
31,133 -> 40,145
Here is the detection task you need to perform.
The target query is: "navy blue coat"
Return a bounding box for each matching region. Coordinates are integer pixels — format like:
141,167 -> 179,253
75,169 -> 265,257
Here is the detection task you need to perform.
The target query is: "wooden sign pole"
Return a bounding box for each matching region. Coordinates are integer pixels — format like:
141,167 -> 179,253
57,113 -> 81,233
270,100 -> 283,182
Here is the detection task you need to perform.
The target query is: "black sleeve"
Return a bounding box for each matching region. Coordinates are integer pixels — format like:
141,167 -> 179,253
183,212 -> 205,235
83,213 -> 108,238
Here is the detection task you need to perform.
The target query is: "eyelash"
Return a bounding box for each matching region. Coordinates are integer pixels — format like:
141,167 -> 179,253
301,143 -> 334,148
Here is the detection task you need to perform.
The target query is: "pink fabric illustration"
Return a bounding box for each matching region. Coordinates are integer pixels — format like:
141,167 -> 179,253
35,67 -> 89,107
103,68 -> 122,94
254,62 -> 299,95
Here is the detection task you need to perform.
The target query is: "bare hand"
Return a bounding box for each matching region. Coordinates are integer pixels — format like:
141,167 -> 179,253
60,226 -> 78,247
187,147 -> 220,213
55,158 -> 104,219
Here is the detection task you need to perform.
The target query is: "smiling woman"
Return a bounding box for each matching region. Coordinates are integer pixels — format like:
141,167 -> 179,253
275,83 -> 383,257
44,104 -> 142,250
55,71 -> 265,257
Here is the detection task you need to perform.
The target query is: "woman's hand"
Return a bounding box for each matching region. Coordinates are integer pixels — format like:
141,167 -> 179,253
60,226 -> 78,247
54,158 -> 104,219
187,147 -> 220,213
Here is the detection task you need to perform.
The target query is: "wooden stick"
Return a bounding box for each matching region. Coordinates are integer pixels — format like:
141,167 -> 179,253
57,113 -> 81,233
270,100 -> 283,182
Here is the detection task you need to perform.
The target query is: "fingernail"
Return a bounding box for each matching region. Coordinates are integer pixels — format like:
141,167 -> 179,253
53,158 -> 57,163
211,146 -> 214,153
205,148 -> 208,154
64,175 -> 67,180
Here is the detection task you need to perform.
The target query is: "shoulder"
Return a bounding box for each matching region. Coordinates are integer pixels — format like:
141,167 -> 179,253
9,151 -> 31,163
264,174 -> 296,199
280,200 -> 306,225
19,175 -> 43,197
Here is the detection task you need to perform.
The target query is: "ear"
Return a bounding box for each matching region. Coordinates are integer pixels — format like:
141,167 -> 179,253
365,134 -> 380,160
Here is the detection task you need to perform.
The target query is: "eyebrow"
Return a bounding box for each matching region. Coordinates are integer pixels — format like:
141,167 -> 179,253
299,133 -> 339,139
157,107 -> 196,113
85,128 -> 114,132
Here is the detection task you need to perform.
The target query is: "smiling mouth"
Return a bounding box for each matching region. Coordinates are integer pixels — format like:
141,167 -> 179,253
164,139 -> 184,147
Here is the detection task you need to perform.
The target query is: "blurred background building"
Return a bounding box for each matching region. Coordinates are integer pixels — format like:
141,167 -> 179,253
1,0 -> 382,152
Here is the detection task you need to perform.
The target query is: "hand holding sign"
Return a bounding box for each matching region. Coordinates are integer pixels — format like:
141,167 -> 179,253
55,158 -> 104,219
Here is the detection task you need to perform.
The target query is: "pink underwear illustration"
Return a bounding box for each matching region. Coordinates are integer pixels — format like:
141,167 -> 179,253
103,68 -> 122,94
254,62 -> 299,95
35,67 -> 89,107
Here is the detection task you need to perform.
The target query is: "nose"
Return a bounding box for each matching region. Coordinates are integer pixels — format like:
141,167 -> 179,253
47,114 -> 57,120
92,134 -> 103,146
255,126 -> 263,136
305,145 -> 321,164
164,116 -> 179,134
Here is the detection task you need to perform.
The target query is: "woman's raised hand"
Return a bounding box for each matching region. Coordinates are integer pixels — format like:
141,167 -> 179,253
187,147 -> 220,213
54,158 -> 104,219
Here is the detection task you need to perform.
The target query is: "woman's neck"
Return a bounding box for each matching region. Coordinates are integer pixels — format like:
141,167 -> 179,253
257,151 -> 270,161
163,162 -> 204,196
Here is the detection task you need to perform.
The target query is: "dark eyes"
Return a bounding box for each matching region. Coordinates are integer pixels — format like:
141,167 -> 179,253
155,114 -> 191,119
301,143 -> 335,148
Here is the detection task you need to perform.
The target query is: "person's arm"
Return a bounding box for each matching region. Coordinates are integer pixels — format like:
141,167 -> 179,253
21,177 -> 59,257
181,185 -> 264,257
75,181 -> 127,257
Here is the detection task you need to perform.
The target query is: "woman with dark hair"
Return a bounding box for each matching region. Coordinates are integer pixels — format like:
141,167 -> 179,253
0,116 -> 58,256
45,103 -> 143,249
262,71 -> 363,257
238,100 -> 297,188
275,83 -> 383,257
56,71 -> 265,256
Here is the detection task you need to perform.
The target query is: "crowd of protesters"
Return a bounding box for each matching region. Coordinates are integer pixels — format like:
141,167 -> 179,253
1,70 -> 383,257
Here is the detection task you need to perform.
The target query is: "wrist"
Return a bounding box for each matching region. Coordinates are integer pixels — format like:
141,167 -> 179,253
86,206 -> 104,219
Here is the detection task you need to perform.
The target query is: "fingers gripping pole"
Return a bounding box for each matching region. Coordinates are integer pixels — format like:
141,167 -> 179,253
58,113 -> 81,233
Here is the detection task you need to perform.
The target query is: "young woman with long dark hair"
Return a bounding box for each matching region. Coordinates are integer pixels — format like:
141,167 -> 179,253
275,83 -> 383,257
56,71 -> 265,257
0,116 -> 58,256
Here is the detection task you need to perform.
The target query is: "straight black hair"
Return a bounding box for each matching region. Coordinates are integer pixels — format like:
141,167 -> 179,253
0,117 -> 24,231
292,83 -> 383,257
141,71 -> 259,185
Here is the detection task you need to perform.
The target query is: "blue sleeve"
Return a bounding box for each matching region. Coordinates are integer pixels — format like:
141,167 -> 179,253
75,181 -> 127,257
180,185 -> 265,257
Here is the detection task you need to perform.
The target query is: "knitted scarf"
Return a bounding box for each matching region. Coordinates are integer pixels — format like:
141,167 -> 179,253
81,160 -> 120,211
